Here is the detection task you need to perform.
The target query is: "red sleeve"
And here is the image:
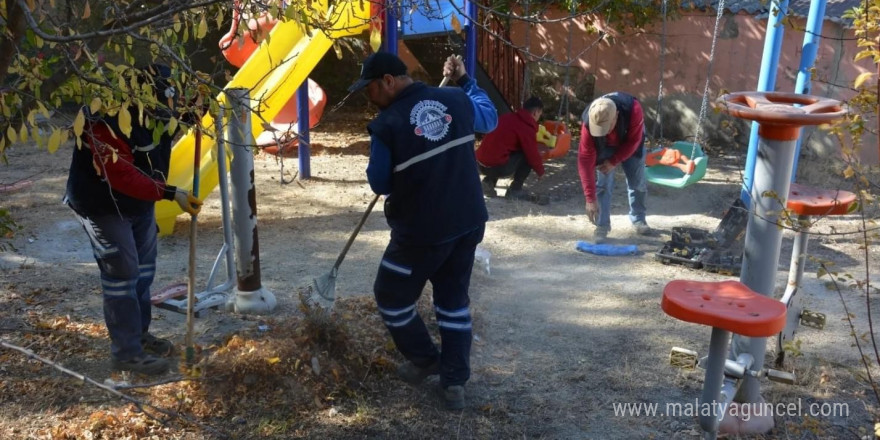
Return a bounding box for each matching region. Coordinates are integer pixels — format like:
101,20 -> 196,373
84,121 -> 171,201
608,99 -> 644,167
519,124 -> 545,177
577,123 -> 597,203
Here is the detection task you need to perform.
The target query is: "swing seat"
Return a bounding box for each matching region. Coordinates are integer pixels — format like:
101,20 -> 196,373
646,148 -> 696,175
645,141 -> 707,188
539,121 -> 571,161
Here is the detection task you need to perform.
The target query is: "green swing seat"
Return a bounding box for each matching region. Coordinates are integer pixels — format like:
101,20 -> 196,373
645,141 -> 708,189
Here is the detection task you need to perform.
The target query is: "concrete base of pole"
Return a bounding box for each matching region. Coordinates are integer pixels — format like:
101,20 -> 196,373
718,395 -> 774,435
226,287 -> 277,314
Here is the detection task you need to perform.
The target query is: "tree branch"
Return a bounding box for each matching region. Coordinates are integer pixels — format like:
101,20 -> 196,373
0,340 -> 229,439
13,0 -> 224,43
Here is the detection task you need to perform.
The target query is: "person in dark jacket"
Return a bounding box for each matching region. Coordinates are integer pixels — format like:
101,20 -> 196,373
349,51 -> 497,410
65,64 -> 202,375
578,92 -> 650,243
476,96 -> 545,203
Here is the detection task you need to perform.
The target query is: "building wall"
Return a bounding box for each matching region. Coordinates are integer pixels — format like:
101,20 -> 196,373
507,8 -> 877,164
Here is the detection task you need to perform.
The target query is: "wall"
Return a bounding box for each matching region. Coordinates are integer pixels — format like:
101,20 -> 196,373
507,8 -> 877,165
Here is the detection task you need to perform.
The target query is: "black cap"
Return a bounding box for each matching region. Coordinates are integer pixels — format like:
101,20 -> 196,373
348,52 -> 408,93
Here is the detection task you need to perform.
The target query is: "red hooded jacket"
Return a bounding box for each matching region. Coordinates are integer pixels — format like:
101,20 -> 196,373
476,108 -> 544,176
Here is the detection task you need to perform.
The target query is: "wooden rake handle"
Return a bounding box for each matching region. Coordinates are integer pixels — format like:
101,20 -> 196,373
333,193 -> 380,271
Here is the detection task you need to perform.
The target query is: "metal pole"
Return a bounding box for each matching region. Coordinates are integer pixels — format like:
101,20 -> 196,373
700,327 -> 731,437
225,88 -> 277,314
464,0 -> 477,76
297,81 -> 311,179
212,105 -> 236,292
732,135 -> 797,403
790,0 -> 828,179
384,1 -> 398,54
786,215 -> 810,294
741,0 -> 790,204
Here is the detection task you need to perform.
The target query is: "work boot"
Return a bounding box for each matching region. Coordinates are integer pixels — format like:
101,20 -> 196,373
111,354 -> 170,375
593,226 -> 609,244
481,178 -> 497,198
633,220 -> 651,235
397,360 -> 440,385
141,332 -> 174,357
443,385 -> 465,410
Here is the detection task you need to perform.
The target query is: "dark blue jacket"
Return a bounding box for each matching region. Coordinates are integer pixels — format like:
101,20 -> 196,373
368,80 -> 492,245
66,64 -> 185,216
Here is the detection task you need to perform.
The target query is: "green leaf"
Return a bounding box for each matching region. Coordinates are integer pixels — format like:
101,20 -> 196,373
196,16 -> 207,39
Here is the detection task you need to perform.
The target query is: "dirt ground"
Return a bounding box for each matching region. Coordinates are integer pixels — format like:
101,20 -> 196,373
1,109 -> 879,439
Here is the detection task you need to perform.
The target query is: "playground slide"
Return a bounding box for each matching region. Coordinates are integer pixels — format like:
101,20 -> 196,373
155,3 -> 369,235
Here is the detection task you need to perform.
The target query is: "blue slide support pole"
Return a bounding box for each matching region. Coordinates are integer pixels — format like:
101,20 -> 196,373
790,0 -> 828,180
741,0 -> 790,204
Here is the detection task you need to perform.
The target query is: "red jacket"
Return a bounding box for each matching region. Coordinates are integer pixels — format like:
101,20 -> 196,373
577,99 -> 644,203
476,108 -> 544,176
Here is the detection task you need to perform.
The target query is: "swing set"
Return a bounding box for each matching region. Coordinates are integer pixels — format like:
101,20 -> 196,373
644,0 -> 724,189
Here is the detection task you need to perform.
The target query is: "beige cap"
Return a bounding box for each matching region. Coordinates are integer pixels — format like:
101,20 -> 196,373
588,98 -> 617,137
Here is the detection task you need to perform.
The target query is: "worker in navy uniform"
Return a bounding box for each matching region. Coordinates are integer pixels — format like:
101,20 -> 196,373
349,52 -> 497,410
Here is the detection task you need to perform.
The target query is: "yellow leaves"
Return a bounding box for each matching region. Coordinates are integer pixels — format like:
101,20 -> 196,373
167,116 -> 178,135
6,125 -> 17,144
843,165 -> 855,179
89,97 -> 102,114
369,25 -> 382,52
853,49 -> 880,62
450,14 -> 462,34
266,357 -> 281,365
73,109 -> 85,138
48,128 -> 63,153
118,105 -> 132,137
197,15 -> 208,39
853,71 -> 874,89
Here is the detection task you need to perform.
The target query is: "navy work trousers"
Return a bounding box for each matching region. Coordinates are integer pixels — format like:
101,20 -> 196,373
72,206 -> 157,361
373,225 -> 484,387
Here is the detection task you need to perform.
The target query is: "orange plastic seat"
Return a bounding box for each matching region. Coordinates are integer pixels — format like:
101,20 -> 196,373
539,121 -> 571,161
662,280 -> 786,337
646,148 -> 696,175
787,183 -> 856,216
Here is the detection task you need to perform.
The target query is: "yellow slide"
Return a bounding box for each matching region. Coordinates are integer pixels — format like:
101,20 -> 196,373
155,1 -> 370,235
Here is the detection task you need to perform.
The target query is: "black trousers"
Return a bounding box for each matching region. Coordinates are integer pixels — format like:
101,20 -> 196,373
373,225 -> 484,387
479,151 -> 532,191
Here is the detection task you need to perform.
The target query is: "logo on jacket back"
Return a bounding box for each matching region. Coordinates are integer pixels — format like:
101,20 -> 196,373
410,100 -> 452,141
